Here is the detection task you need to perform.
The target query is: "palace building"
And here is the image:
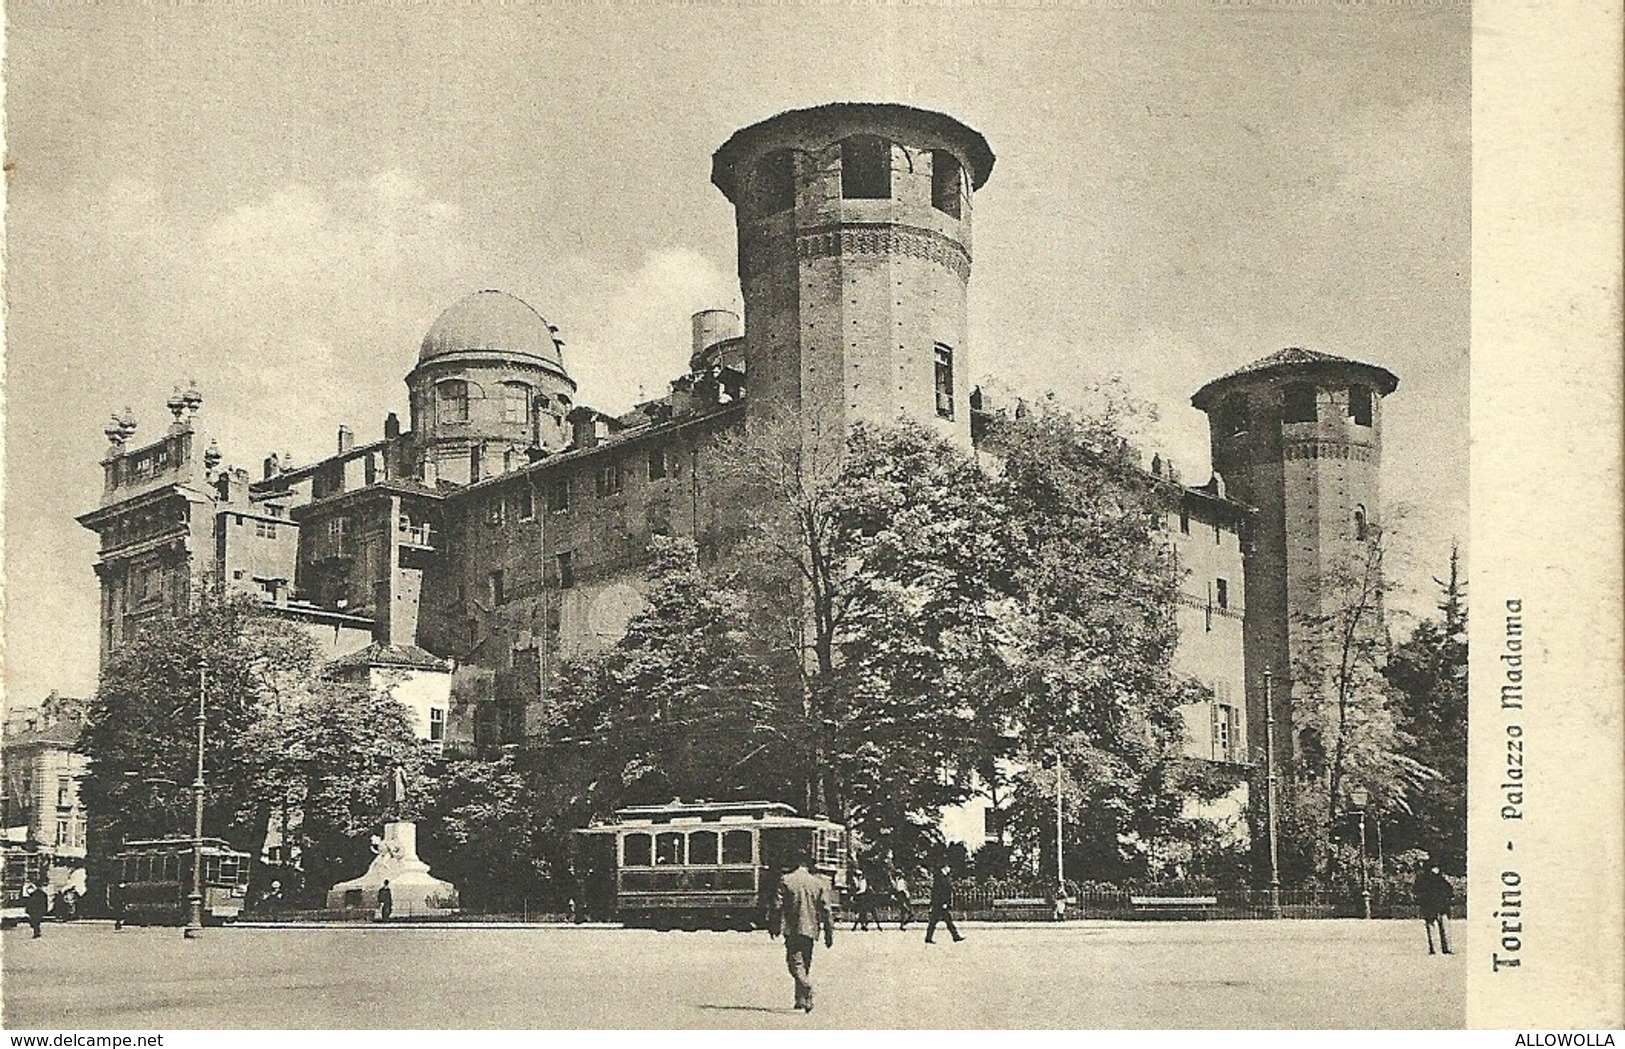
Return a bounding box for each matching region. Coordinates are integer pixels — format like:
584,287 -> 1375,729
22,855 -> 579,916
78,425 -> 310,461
78,103 -> 1395,836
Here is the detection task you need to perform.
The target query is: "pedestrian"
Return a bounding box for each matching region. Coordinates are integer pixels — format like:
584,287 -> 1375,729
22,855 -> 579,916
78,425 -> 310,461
847,864 -> 881,931
110,881 -> 126,931
1051,879 -> 1069,922
23,882 -> 49,939
378,879 -> 393,923
769,843 -> 835,1014
891,868 -> 915,930
924,860 -> 964,944
1414,858 -> 1454,955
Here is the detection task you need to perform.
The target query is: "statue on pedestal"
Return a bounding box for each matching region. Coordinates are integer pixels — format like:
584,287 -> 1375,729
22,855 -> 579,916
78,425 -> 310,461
326,765 -> 457,919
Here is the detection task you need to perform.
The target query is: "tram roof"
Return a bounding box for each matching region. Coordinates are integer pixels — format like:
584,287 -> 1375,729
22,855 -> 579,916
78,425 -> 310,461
579,799 -> 844,830
115,837 -> 244,853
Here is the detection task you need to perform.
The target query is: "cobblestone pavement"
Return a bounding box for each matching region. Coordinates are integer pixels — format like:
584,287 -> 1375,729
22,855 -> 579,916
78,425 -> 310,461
2,918 -> 1463,1030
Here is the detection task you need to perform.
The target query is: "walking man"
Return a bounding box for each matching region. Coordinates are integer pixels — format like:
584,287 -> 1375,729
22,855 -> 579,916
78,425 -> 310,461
924,860 -> 964,944
769,844 -> 835,1013
110,881 -> 127,931
1414,858 -> 1454,955
891,867 -> 915,930
23,882 -> 49,939
378,879 -> 394,923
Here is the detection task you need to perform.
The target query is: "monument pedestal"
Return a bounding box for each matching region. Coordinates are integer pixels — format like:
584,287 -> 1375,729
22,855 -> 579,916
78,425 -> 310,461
326,821 -> 457,919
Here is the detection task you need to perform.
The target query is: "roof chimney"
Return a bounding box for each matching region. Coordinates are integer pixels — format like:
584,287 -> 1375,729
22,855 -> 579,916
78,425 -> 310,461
338,425 -> 355,454
384,413 -> 401,440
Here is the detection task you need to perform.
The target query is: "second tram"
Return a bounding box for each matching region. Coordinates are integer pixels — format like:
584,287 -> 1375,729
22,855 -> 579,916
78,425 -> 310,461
111,838 -> 251,925
574,800 -> 848,931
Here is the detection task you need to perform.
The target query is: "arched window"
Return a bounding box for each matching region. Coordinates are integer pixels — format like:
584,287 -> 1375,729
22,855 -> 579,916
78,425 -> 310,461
1282,383 -> 1317,424
754,149 -> 796,215
437,380 -> 468,424
502,382 -> 531,426
841,135 -> 891,199
1354,504 -> 1368,541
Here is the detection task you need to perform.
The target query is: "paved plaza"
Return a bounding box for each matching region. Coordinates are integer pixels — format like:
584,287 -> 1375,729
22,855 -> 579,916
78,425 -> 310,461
3,918 -> 1463,1030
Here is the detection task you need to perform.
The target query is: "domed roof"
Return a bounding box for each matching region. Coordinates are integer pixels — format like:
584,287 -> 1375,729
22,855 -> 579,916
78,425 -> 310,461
419,290 -> 565,371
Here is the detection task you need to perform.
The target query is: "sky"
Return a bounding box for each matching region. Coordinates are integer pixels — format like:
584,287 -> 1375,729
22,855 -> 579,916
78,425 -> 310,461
2,2 -> 1470,706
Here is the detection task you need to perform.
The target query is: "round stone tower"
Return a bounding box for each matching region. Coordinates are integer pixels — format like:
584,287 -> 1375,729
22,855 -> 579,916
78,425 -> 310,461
711,103 -> 995,447
406,289 -> 578,485
1191,348 -> 1399,765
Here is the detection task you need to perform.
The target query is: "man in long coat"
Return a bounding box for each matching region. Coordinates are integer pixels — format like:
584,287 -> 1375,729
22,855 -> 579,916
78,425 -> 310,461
769,845 -> 835,1013
1414,858 -> 1455,955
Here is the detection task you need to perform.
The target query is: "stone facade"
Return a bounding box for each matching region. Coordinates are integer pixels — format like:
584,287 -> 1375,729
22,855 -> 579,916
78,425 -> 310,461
77,105 -> 1389,835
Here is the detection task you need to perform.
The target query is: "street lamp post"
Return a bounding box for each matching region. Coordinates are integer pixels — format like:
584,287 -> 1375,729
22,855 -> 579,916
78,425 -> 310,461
1263,668 -> 1281,919
1055,748 -> 1064,891
184,658 -> 207,939
1349,786 -> 1371,920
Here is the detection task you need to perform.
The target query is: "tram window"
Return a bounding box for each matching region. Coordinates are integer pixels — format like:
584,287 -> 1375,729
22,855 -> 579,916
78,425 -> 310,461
722,830 -> 753,865
623,833 -> 652,867
655,832 -> 685,866
689,830 -> 719,865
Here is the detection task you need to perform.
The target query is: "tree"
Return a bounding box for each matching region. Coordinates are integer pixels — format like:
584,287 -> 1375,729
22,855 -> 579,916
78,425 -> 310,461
986,399 -> 1204,883
79,595 -> 318,882
1385,544 -> 1468,872
420,752 -> 552,912
243,682 -> 433,903
1287,524 -> 1436,882
79,592 -> 431,904
542,536 -> 803,819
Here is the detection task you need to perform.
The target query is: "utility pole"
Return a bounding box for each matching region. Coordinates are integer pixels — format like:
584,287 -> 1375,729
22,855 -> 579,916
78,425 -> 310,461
184,658 -> 207,939
1264,667 -> 1282,919
1055,748 -> 1064,889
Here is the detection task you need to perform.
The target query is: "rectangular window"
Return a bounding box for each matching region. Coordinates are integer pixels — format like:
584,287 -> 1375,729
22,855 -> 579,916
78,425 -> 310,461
1216,578 -> 1229,610
1348,385 -> 1373,427
489,569 -> 505,606
931,150 -> 962,218
57,778 -> 72,809
438,380 -> 469,424
1212,703 -> 1237,763
328,518 -> 349,540
721,829 -> 753,865
841,135 -> 891,199
488,499 -> 505,527
504,384 -> 531,425
556,552 -> 574,589
623,832 -> 652,867
688,830 -> 719,866
1282,383 -> 1318,424
429,707 -> 446,743
255,520 -> 278,539
596,464 -> 623,497
934,345 -> 955,419
648,447 -> 667,481
56,820 -> 71,847
655,831 -> 685,866
1179,508 -> 1191,535
548,480 -> 570,512
515,487 -> 534,521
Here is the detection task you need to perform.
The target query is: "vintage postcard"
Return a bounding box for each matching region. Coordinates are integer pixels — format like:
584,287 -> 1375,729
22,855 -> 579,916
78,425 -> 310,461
0,0 -> 1617,1034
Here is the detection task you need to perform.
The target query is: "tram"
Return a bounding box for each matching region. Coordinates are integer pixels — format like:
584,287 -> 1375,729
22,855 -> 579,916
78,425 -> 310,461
574,800 -> 848,931
1,843 -> 53,925
111,838 -> 251,925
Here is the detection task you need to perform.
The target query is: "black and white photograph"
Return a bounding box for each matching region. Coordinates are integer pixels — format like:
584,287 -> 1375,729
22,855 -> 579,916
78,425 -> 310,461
1,0 -> 1617,1034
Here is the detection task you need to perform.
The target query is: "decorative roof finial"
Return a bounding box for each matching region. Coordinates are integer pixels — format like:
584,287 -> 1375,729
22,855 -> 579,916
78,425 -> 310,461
203,438 -> 222,472
181,380 -> 203,416
167,384 -> 186,421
